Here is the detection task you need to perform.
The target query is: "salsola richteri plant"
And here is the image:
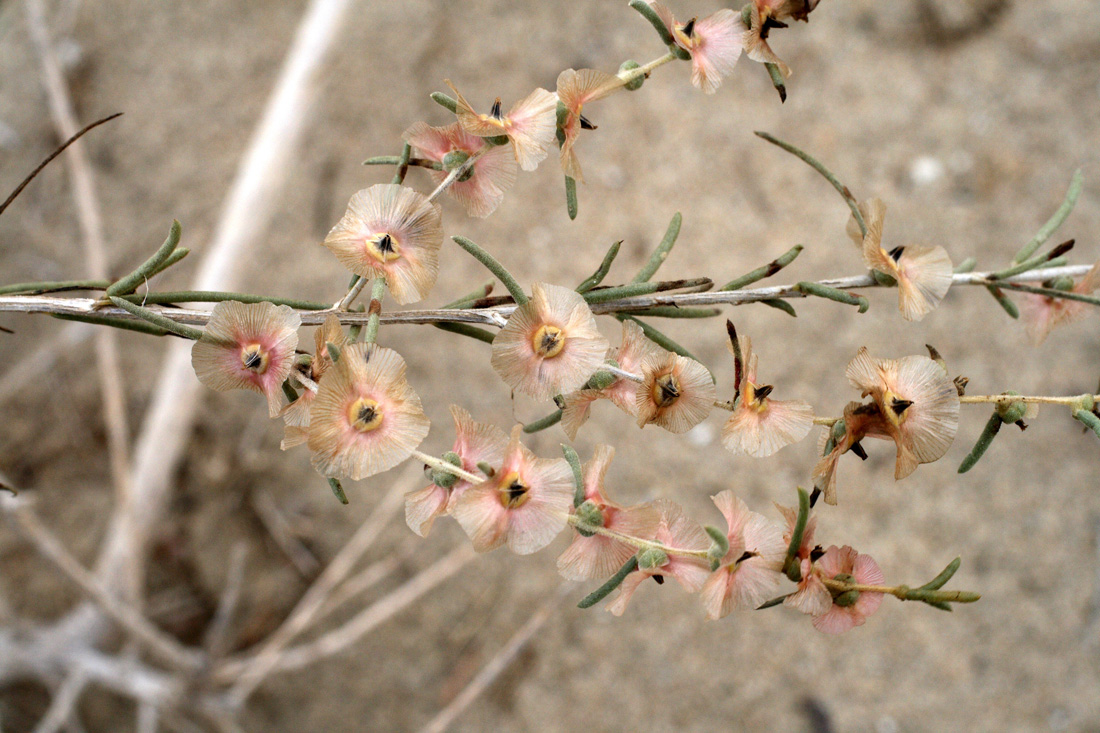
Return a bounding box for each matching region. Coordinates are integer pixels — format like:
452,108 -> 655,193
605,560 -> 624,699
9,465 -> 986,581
1,0 -> 1098,728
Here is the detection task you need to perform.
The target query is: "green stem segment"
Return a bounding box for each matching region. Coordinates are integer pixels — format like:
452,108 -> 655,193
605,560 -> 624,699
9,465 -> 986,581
631,213 -> 682,283
363,155 -> 443,170
755,131 -> 866,238
577,556 -> 639,609
106,220 -> 182,296
1014,168 -> 1083,263
577,240 -> 623,293
562,444 -> 585,508
721,245 -> 803,291
107,295 -> 204,340
0,279 -> 110,296
1074,409 -> 1100,440
627,0 -> 691,59
52,312 -> 171,337
917,558 -> 961,592
364,277 -> 387,345
795,282 -> 869,313
615,306 -> 721,319
989,240 -> 1074,280
761,299 -> 797,317
983,284 -> 1019,319
957,413 -> 1003,473
565,175 -> 578,220
452,236 -> 528,305
583,278 -> 710,305
993,280 -> 1100,308
117,291 -> 330,310
430,92 -> 458,114
782,488 -> 810,581
764,62 -> 787,103
523,409 -> 563,434
327,478 -> 349,505
432,322 -> 496,344
391,144 -> 413,185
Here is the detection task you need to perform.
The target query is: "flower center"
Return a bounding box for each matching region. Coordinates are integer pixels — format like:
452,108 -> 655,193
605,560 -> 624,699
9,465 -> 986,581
347,397 -> 384,433
531,325 -> 565,358
240,343 -> 270,374
365,232 -> 401,264
746,382 -> 773,411
652,372 -> 681,408
673,17 -> 697,47
497,471 -> 530,509
883,389 -> 913,426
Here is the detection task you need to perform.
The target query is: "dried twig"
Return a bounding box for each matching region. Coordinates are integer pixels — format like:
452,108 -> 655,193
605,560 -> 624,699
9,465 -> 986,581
24,0 -> 138,601
218,465 -> 415,703
250,491 -> 320,578
420,584 -> 568,733
33,668 -> 88,733
259,545 -> 476,675
202,543 -> 248,660
82,0 -> 356,640
1,497 -> 202,673
2,265 -> 1093,328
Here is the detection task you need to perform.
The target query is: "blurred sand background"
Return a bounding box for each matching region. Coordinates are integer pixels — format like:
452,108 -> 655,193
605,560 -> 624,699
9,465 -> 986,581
1,0 -> 1099,730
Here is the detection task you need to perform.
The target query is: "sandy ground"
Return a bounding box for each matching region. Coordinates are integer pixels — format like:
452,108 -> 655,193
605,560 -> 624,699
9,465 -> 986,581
1,0 -> 1099,730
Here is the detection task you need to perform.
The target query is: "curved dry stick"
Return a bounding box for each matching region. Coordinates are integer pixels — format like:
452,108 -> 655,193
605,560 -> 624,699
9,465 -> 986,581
219,465 -> 415,705
81,0 -> 356,635
24,0 -> 138,603
420,584 -> 568,733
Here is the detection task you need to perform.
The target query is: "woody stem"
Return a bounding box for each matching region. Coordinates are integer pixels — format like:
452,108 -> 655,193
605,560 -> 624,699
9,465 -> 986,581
410,450 -> 483,485
959,394 -> 1098,406
426,147 -> 488,205
602,364 -> 643,383
616,50 -> 678,87
566,515 -> 711,560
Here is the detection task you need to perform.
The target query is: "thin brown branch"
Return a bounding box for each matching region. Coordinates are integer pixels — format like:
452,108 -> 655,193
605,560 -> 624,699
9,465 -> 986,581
0,112 -> 122,218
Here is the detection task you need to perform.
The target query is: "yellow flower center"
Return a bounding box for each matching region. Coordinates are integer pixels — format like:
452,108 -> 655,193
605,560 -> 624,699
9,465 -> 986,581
240,343 -> 270,374
746,382 -> 773,413
531,325 -> 565,358
496,471 -> 530,509
365,232 -> 401,264
673,17 -> 697,48
652,372 -> 681,408
883,389 -> 913,427
348,397 -> 384,433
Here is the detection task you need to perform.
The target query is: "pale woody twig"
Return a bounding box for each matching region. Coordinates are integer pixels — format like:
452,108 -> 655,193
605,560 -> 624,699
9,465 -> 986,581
258,545 -> 476,675
33,668 -> 88,733
202,543 -> 248,660
250,490 -> 320,578
1,496 -> 202,673
23,0 -> 138,603
86,0 -> 357,638
2,265 -> 1091,330
218,464 -> 417,704
420,583 -> 569,733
